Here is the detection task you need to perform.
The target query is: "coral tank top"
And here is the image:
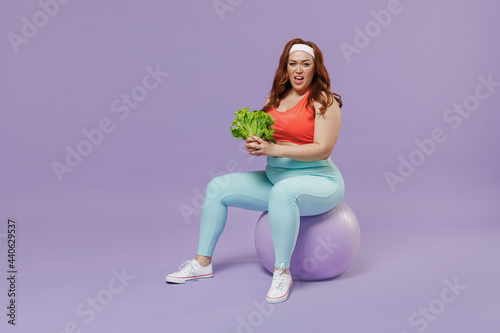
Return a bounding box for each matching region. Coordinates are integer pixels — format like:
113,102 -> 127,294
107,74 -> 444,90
266,90 -> 315,145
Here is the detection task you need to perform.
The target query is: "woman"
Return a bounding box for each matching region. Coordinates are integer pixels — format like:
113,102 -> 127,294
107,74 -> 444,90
166,38 -> 344,304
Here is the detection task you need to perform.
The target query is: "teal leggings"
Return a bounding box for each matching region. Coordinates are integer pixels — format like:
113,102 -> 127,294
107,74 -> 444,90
196,156 -> 345,270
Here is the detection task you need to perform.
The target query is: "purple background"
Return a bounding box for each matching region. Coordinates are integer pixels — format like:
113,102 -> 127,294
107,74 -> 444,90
1,0 -> 499,332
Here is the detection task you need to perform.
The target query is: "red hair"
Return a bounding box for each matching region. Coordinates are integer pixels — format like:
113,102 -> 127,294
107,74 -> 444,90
262,38 -> 343,116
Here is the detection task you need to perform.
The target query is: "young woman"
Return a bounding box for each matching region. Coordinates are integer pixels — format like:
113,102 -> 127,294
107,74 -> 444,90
166,38 -> 345,304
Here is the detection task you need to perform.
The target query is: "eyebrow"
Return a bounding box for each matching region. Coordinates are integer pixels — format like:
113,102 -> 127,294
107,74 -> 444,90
289,59 -> 312,63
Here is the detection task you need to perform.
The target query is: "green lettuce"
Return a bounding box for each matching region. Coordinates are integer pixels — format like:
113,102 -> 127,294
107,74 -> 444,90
230,107 -> 276,143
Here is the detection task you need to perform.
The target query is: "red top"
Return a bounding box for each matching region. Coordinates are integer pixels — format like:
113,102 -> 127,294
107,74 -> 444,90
266,90 -> 315,145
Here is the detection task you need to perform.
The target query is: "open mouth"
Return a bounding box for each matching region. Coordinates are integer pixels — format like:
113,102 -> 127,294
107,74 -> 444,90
294,76 -> 304,85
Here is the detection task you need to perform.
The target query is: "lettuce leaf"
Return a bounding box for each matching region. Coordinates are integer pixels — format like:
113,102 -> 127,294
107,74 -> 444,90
230,107 -> 276,143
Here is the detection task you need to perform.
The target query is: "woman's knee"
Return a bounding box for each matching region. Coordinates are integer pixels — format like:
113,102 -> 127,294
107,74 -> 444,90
204,174 -> 233,199
269,182 -> 298,205
205,171 -> 269,200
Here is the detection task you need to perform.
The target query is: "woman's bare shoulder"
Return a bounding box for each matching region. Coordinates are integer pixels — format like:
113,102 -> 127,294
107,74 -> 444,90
312,91 -> 340,116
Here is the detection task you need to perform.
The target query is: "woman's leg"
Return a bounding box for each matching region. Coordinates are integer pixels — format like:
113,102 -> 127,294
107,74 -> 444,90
268,175 -> 345,270
196,171 -> 272,259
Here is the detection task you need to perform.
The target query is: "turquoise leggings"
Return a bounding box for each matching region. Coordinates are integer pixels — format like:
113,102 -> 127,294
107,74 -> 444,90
196,156 -> 345,270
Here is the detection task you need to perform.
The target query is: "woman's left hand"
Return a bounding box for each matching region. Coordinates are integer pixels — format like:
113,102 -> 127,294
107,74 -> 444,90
245,135 -> 275,156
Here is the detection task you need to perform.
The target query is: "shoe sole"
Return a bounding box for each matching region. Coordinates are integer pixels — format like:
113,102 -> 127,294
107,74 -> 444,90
266,279 -> 292,303
266,293 -> 289,304
166,273 -> 213,284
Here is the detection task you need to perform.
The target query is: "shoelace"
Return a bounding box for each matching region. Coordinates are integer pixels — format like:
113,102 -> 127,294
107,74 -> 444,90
271,263 -> 287,291
178,260 -> 196,276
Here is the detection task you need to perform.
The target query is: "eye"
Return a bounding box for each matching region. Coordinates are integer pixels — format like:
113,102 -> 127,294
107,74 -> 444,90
303,63 -> 310,67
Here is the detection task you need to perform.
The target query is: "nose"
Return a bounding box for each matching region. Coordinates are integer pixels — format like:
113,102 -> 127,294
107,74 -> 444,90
295,64 -> 303,73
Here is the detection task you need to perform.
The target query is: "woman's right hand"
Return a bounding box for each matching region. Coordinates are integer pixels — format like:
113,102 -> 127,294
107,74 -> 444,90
245,136 -> 260,155
245,136 -> 278,157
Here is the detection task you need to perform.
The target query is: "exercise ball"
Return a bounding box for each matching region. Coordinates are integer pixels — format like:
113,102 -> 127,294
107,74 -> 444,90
254,201 -> 360,280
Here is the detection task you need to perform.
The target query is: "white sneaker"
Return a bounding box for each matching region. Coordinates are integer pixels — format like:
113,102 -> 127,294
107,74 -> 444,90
166,259 -> 213,284
266,263 -> 292,303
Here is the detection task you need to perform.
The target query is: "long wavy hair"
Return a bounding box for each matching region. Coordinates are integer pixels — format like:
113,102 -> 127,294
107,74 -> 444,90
262,38 -> 342,116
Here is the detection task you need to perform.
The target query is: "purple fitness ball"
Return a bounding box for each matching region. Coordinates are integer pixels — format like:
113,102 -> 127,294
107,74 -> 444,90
254,201 -> 360,280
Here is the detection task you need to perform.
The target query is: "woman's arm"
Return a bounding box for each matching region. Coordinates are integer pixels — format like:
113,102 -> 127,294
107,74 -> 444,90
246,99 -> 342,161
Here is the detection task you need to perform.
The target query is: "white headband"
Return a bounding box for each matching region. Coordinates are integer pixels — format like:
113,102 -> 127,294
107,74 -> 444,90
289,44 -> 315,58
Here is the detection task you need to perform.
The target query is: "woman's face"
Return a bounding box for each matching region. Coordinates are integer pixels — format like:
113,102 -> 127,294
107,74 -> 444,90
287,50 -> 315,93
